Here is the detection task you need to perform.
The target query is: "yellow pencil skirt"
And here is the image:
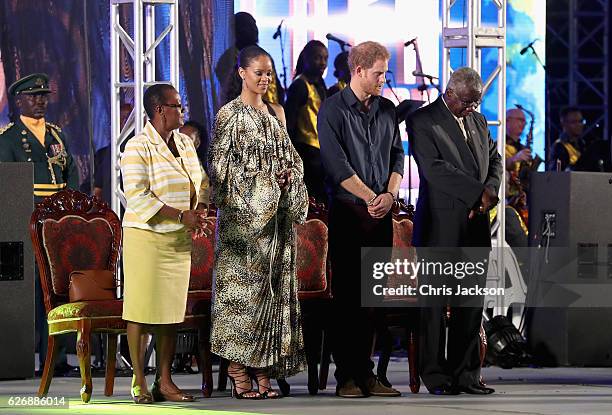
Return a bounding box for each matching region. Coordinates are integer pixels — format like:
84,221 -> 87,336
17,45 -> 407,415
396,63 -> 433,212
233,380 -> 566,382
122,227 -> 191,324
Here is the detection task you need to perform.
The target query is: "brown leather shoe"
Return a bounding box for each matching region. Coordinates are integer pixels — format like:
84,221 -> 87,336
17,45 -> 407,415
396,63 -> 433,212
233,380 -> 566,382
336,379 -> 367,398
366,376 -> 401,397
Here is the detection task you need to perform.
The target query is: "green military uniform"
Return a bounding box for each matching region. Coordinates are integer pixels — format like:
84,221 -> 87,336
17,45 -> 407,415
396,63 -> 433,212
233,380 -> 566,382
1,73 -> 78,373
0,74 -> 78,202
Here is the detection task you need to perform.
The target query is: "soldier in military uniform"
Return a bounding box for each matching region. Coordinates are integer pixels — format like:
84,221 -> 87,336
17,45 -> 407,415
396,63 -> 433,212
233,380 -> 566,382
0,73 -> 78,200
0,73 -> 79,375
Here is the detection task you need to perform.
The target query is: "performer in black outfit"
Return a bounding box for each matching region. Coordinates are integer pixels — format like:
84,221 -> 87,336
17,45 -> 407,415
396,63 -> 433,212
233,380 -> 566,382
284,40 -> 328,202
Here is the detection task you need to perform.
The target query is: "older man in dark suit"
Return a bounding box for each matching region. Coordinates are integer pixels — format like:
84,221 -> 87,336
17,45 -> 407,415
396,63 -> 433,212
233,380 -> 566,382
406,67 -> 502,395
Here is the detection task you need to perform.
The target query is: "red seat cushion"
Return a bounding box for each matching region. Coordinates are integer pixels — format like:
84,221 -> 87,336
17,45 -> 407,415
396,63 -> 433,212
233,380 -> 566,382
42,216 -> 114,297
295,219 -> 328,293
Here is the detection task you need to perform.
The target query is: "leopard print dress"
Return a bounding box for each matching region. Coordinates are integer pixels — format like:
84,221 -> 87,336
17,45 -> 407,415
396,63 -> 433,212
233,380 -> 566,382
208,97 -> 309,378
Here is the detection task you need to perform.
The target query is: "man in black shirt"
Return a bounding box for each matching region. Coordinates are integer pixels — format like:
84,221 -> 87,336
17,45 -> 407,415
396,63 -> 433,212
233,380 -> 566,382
318,41 -> 404,398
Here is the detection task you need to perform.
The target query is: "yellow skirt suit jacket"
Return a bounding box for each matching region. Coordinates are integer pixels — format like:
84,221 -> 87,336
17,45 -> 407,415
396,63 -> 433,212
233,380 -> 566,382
121,121 -> 209,324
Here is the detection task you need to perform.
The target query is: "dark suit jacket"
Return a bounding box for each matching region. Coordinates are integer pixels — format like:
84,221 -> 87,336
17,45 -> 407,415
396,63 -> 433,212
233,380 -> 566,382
406,97 -> 502,247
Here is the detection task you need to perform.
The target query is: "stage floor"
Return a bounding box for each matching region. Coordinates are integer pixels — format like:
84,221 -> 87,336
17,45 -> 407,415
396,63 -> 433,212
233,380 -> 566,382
1,358 -> 611,415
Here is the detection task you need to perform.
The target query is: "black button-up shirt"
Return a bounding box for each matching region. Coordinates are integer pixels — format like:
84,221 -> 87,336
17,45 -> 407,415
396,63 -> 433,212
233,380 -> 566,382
317,86 -> 404,204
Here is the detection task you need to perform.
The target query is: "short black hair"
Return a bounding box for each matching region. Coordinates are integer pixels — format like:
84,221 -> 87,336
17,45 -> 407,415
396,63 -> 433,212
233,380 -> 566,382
559,106 -> 582,121
143,83 -> 176,119
294,40 -> 327,78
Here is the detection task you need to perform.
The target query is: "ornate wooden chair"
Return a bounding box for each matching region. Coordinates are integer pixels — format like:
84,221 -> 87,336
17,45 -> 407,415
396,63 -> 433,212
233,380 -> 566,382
181,205 -> 216,397
292,198 -> 333,395
30,189 -> 124,403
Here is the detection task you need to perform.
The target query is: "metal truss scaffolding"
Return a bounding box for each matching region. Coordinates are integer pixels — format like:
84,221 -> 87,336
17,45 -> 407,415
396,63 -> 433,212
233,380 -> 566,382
441,0 -> 517,315
110,0 -> 180,215
547,0 -> 609,145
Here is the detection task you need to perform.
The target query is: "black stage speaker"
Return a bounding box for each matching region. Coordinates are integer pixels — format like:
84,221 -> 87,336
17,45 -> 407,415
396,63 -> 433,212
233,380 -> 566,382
527,172 -> 612,366
0,163 -> 35,379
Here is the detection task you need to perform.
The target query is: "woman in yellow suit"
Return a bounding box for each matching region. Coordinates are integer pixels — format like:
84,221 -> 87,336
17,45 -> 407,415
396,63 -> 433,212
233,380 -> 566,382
121,84 -> 209,404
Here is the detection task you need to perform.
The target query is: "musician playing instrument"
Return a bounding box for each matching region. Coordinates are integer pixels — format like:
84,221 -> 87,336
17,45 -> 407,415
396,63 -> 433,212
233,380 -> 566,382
505,108 -> 530,172
549,106 -> 586,171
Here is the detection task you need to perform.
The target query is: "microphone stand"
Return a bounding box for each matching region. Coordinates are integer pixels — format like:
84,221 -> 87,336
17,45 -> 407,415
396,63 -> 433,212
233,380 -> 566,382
524,45 -> 550,166
385,73 -> 401,104
276,24 -> 288,91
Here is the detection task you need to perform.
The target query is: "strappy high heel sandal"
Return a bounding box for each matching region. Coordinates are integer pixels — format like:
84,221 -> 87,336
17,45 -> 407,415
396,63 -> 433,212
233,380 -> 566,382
228,363 -> 261,400
253,368 -> 281,399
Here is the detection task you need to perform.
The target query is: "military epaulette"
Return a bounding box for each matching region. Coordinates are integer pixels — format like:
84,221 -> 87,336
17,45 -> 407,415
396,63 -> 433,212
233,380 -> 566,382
46,122 -> 62,133
0,122 -> 14,135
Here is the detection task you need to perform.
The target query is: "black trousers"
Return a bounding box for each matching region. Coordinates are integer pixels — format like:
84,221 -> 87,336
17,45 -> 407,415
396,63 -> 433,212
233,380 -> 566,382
418,248 -> 487,391
328,199 -> 392,386
294,142 -> 327,203
419,305 -> 483,390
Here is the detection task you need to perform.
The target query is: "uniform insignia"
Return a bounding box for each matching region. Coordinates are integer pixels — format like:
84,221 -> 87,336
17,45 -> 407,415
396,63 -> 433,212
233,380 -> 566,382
0,122 -> 14,135
35,77 -> 45,86
49,143 -> 62,156
46,122 -> 62,133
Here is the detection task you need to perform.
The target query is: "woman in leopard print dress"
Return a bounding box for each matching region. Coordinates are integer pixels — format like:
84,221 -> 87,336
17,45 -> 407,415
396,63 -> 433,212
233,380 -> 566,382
208,45 -> 309,399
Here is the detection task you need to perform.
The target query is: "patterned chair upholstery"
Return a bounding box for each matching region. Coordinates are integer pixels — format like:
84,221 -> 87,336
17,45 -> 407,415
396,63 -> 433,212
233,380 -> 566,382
295,200 -> 332,299
181,206 -> 216,397
30,189 -> 124,403
273,199 -> 332,396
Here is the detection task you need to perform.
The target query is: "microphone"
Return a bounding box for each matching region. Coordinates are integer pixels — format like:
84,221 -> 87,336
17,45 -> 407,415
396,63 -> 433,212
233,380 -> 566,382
326,33 -> 352,48
272,20 -> 283,40
404,37 -> 417,47
412,71 -> 438,80
519,39 -> 537,55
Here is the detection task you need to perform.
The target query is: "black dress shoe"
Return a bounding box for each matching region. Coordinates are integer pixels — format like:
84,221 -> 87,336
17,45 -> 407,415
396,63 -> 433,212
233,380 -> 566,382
457,384 -> 495,395
429,385 -> 459,395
